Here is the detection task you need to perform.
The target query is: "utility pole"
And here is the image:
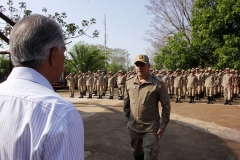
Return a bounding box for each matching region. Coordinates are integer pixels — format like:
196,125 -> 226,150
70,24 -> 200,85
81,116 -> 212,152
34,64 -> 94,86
104,14 -> 107,68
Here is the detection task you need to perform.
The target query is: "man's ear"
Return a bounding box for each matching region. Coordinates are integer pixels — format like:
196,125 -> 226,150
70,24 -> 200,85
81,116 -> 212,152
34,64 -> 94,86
49,46 -> 58,66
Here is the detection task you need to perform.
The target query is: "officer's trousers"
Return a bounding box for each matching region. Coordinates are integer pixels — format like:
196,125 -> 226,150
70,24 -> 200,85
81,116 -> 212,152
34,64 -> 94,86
174,87 -> 181,98
206,87 -> 213,97
108,85 -> 114,96
78,85 -> 85,93
187,87 -> 195,96
97,85 -> 103,95
69,85 -> 75,94
118,85 -> 125,97
196,85 -> 202,94
129,128 -> 159,160
223,86 -> 231,100
182,85 -> 187,96
87,86 -> 93,94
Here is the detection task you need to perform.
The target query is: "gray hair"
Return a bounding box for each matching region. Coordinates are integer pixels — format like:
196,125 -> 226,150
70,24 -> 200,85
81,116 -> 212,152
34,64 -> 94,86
10,14 -> 65,69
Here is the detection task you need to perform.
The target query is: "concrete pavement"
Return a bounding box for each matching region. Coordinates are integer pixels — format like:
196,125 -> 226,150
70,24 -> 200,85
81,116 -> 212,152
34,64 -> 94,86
57,90 -> 240,160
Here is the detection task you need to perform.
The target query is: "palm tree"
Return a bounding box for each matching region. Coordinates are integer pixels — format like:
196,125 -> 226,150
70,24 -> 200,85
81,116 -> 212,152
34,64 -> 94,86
65,42 -> 105,73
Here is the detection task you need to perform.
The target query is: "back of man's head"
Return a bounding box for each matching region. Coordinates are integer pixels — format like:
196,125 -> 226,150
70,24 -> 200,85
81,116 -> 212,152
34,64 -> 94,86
10,14 -> 64,69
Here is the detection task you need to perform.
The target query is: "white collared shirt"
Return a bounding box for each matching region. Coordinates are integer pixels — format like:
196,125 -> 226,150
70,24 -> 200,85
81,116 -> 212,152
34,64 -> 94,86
0,67 -> 84,160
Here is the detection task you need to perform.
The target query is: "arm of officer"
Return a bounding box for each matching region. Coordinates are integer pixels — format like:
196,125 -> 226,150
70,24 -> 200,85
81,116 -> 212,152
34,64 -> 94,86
123,82 -> 130,127
158,82 -> 171,140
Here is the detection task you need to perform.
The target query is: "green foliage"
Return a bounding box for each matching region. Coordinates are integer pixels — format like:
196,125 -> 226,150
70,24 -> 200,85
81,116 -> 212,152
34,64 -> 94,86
191,0 -> 240,69
154,32 -> 198,70
106,48 -> 130,73
0,0 -> 99,47
0,55 -> 10,77
65,42 -> 105,73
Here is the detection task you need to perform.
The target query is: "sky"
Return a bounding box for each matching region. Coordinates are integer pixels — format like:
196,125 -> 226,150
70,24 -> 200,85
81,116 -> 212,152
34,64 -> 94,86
1,0 -> 154,64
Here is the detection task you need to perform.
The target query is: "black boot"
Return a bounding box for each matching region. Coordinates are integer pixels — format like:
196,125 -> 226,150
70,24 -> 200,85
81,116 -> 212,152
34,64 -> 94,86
87,94 -> 92,99
179,98 -> 182,103
224,100 -> 228,105
70,94 -> 73,98
94,91 -> 97,96
189,96 -> 192,103
195,94 -> 198,100
175,98 -> 179,103
210,96 -> 214,104
79,92 -> 83,98
213,95 -> 216,101
228,100 -> 232,105
97,95 -> 101,99
192,96 -> 195,103
118,96 -> 122,100
207,96 -> 210,104
100,95 -> 103,99
234,94 -> 237,100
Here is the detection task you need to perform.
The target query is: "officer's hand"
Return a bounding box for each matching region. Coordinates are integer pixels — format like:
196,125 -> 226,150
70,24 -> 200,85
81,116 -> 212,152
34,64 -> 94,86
157,129 -> 164,142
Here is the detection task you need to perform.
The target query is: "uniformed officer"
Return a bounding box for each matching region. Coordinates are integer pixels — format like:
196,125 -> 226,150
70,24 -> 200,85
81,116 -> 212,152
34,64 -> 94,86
222,68 -> 233,105
65,73 -> 75,98
124,54 -> 171,160
187,69 -> 197,103
214,69 -> 222,99
117,70 -> 127,100
168,69 -> 174,98
94,70 -> 104,99
171,68 -> 183,103
74,71 -> 86,98
85,71 -> 94,99
204,67 -> 215,104
232,69 -> 239,100
181,70 -> 187,100
195,68 -> 202,100
105,71 -> 117,99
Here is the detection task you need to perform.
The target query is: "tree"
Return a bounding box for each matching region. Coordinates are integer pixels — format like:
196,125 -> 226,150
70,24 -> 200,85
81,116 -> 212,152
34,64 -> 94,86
65,42 -> 105,73
106,48 -> 131,73
0,0 -> 99,49
145,0 -> 194,52
0,54 -> 10,77
153,32 -> 197,70
191,0 -> 240,69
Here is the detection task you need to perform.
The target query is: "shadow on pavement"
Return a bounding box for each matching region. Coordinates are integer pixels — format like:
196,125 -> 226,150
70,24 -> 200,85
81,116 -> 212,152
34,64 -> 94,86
75,102 -> 240,160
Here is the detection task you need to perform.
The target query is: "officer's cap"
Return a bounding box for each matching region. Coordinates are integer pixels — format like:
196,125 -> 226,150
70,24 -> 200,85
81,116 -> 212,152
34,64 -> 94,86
225,68 -> 230,71
208,67 -> 212,71
215,69 -> 219,72
168,69 -> 172,72
195,68 -> 199,70
109,71 -> 112,74
176,68 -> 180,72
88,71 -> 91,73
200,69 -> 203,72
182,70 -> 185,72
119,70 -> 123,73
134,54 -> 149,64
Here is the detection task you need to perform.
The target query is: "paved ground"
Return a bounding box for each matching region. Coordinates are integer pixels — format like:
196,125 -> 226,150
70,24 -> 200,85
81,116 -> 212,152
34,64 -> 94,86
57,90 -> 240,160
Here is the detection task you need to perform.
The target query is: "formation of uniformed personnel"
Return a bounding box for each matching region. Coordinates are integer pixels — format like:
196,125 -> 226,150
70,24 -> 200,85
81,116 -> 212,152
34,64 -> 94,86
65,73 -> 76,98
124,54 -> 171,160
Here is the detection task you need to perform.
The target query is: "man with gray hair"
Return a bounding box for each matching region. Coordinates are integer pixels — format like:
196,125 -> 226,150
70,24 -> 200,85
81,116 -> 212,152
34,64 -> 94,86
0,14 -> 84,159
